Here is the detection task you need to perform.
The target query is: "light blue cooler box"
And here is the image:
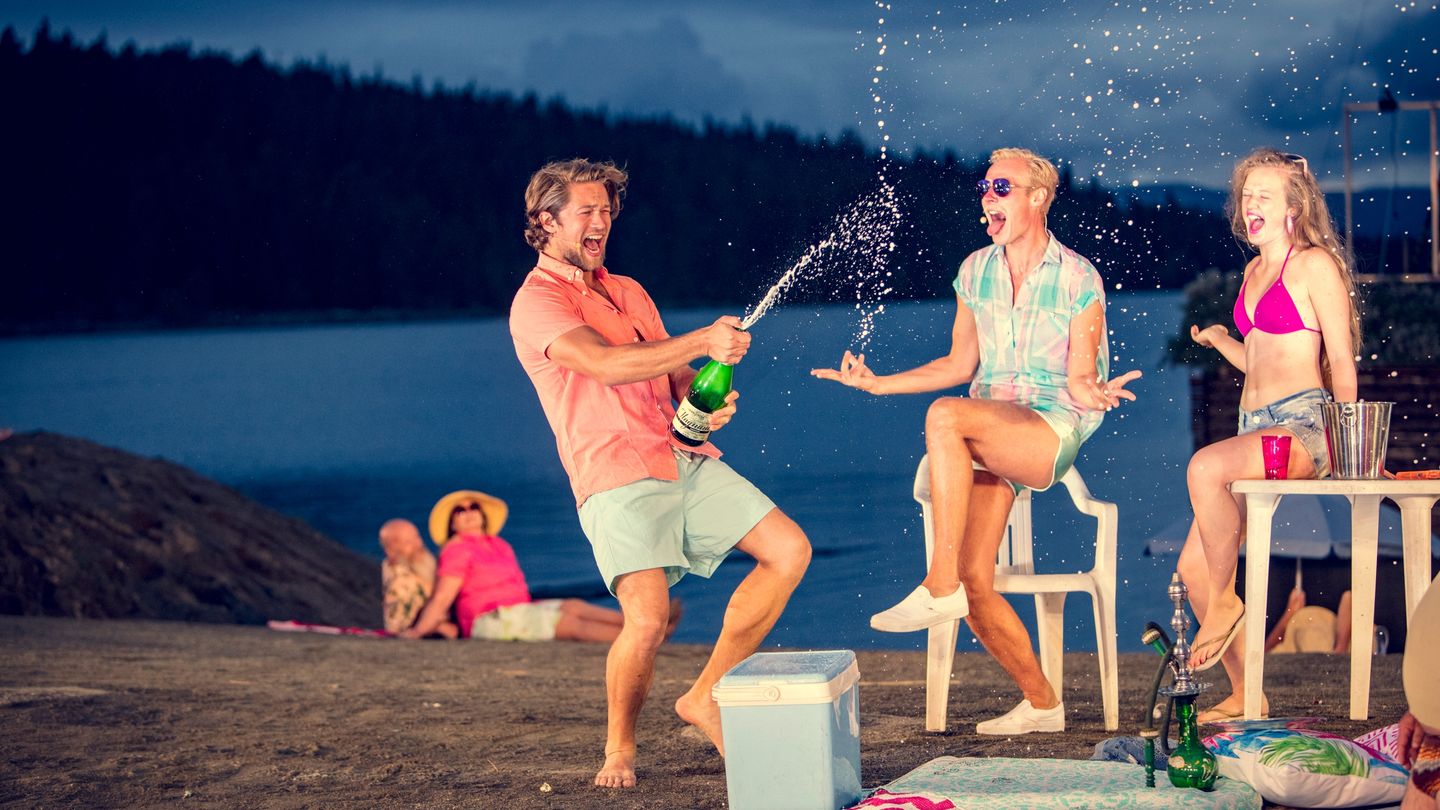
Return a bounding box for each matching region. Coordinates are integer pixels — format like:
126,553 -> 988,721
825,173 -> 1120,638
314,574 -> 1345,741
711,650 -> 861,810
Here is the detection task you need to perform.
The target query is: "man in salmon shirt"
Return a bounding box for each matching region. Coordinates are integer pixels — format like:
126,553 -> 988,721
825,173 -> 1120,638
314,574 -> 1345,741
509,158 -> 811,790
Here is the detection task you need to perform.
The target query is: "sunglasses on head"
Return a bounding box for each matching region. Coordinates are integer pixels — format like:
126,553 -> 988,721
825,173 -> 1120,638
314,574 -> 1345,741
1282,153 -> 1309,174
976,178 -> 1032,197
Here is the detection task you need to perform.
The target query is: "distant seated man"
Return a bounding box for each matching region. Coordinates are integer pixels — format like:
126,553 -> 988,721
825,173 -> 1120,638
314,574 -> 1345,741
399,490 -> 678,643
378,518 -> 456,638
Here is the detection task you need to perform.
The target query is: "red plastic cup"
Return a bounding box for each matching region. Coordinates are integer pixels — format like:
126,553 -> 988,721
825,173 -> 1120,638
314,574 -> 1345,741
1261,434 -> 1292,480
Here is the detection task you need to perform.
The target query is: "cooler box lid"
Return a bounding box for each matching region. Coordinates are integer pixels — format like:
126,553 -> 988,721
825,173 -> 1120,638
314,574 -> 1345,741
712,650 -> 859,707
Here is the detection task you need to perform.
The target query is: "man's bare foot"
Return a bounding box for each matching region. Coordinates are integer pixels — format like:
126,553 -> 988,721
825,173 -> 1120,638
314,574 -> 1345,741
1197,692 -> 1269,723
675,690 -> 724,756
595,748 -> 636,789
1191,595 -> 1244,669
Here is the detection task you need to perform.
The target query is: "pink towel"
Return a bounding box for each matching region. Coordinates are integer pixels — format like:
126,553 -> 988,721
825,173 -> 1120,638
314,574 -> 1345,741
266,620 -> 391,638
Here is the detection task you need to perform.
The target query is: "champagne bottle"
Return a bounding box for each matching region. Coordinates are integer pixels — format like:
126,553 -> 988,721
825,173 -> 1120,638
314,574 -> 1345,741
670,359 -> 733,447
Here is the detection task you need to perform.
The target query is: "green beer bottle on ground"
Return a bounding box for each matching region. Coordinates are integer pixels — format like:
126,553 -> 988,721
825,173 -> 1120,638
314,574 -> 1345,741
670,360 -> 733,447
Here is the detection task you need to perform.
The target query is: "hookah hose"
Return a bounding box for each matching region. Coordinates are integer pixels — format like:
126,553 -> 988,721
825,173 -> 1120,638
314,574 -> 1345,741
1141,621 -> 1176,756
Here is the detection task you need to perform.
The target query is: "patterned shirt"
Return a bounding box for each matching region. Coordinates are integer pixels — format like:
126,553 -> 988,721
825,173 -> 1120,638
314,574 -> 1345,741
952,231 -> 1108,440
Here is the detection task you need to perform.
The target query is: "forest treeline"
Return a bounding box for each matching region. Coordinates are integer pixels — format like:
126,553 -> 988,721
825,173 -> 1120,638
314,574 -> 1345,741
1,23 -> 1241,333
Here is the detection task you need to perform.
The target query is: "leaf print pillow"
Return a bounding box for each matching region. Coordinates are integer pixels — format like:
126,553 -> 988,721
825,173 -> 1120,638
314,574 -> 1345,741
1203,727 -> 1407,808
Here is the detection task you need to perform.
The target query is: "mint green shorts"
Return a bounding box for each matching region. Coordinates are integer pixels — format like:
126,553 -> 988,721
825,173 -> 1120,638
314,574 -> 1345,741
577,449 -> 776,595
1014,409 -> 1085,495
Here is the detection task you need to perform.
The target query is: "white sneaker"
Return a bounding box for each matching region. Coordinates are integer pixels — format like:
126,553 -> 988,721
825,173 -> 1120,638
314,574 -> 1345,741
975,699 -> 1065,735
869,585 -> 969,633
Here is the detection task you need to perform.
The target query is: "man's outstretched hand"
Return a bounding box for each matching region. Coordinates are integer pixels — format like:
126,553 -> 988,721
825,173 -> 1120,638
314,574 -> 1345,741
1069,369 -> 1142,411
810,351 -> 880,393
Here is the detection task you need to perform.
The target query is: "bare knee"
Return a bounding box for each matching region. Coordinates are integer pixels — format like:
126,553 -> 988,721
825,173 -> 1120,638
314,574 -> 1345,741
1186,446 -> 1233,493
1186,443 -> 1221,490
925,397 -> 973,436
957,564 -> 996,602
620,609 -> 669,651
747,513 -> 811,585
764,531 -> 811,586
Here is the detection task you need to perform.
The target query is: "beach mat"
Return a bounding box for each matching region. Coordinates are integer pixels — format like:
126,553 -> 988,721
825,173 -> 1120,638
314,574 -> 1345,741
858,756 -> 1259,809
266,620 -> 391,638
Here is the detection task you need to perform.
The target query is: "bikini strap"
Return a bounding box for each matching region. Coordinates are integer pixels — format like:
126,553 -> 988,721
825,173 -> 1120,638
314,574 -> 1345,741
1278,245 -> 1294,277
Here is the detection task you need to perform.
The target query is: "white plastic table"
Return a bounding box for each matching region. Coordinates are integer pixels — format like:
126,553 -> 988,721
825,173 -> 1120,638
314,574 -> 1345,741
1230,478 -> 1440,721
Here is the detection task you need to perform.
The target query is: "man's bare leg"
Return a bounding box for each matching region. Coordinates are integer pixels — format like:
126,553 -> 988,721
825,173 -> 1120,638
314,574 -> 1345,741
596,569 -> 672,789
925,398 -> 1066,708
674,508 -> 810,754
921,397 -> 1059,597
958,471 -> 1059,708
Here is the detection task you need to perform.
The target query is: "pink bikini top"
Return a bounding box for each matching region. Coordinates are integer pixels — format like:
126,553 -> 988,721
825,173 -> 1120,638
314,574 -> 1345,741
1233,246 -> 1321,338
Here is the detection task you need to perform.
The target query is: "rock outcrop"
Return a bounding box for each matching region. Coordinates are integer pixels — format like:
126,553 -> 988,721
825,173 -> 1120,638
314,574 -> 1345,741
0,431 -> 377,626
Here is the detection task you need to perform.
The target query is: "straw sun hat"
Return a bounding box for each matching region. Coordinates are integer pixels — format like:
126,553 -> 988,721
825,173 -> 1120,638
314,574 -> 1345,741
1270,606 -> 1338,654
428,490 -> 508,546
1404,577 -> 1440,730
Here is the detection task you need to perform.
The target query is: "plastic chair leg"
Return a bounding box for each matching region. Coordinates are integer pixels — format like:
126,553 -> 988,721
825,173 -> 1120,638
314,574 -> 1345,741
1034,592 -> 1066,698
1092,580 -> 1120,731
925,620 -> 960,732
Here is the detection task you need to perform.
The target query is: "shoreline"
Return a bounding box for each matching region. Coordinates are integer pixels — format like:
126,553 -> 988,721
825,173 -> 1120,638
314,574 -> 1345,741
0,615 -> 1408,808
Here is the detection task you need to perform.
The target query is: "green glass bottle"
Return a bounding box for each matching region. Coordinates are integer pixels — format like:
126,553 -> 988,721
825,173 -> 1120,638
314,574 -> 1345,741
1167,699 -> 1218,790
670,360 -> 733,447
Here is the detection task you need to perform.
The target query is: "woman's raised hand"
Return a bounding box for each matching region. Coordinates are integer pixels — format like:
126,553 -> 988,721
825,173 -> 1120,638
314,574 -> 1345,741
1190,323 -> 1228,349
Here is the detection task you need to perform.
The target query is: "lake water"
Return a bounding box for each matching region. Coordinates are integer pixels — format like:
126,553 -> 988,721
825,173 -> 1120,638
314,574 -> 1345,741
0,292 -> 1198,651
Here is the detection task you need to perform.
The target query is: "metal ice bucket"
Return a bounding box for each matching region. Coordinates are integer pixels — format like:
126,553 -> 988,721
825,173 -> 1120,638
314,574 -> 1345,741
1321,401 -> 1393,479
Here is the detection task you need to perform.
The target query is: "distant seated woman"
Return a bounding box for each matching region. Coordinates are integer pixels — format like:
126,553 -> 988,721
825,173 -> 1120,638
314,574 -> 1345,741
400,490 -> 677,643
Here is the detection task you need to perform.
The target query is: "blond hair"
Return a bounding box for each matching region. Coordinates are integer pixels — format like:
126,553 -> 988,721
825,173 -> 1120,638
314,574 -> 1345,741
989,147 -> 1060,214
1225,147 -> 1362,359
523,158 -> 629,251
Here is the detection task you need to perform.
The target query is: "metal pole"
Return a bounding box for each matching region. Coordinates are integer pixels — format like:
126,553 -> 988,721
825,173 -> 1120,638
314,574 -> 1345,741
1430,105 -> 1438,277
1344,110 -> 1354,251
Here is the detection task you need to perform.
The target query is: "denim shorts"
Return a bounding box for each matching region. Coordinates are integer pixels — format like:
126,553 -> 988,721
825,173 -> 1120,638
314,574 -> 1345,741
577,449 -> 776,595
1237,387 -> 1332,478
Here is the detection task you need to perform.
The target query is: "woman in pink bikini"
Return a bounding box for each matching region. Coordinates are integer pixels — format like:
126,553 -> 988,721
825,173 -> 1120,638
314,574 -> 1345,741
1178,148 -> 1361,722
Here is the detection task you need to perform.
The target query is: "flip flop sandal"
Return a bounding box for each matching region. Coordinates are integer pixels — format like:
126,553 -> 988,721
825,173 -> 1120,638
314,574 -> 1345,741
1191,609 -> 1244,672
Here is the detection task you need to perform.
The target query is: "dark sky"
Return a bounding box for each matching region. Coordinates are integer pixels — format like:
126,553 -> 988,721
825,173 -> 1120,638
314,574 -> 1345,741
5,1 -> 1439,190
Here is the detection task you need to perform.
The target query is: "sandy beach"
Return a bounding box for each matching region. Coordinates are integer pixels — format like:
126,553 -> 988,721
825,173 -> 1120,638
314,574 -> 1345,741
0,615 -> 1408,809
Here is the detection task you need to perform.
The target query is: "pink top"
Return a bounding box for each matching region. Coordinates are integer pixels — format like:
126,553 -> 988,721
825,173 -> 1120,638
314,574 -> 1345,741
1234,246 -> 1321,338
437,533 -> 531,638
510,252 -> 721,507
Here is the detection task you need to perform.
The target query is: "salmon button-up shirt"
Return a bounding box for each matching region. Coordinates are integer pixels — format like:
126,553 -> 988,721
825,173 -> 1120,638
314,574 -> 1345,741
510,252 -> 721,508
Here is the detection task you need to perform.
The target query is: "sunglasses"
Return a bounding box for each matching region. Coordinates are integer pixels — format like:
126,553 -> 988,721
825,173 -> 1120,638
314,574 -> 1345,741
453,502 -> 483,513
1282,153 -> 1309,174
976,178 -> 1032,197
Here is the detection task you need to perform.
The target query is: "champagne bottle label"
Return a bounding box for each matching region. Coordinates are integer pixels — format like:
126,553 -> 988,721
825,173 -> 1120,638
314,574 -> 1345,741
671,397 -> 712,445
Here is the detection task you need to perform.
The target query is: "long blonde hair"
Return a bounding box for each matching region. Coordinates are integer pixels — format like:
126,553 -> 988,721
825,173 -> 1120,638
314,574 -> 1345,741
1225,147 -> 1362,360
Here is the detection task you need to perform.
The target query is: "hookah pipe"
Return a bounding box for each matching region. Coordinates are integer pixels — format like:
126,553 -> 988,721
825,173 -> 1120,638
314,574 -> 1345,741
1138,573 -> 1219,790
1139,621 -> 1177,787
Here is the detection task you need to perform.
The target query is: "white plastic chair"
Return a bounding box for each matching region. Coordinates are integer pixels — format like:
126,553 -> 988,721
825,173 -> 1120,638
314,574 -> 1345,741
912,454 -> 1119,732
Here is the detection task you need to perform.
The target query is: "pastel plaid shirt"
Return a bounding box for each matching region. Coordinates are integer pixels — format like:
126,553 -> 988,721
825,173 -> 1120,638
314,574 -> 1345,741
952,231 -> 1109,440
